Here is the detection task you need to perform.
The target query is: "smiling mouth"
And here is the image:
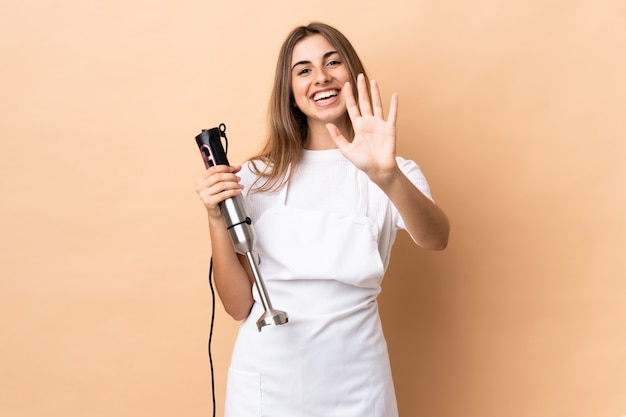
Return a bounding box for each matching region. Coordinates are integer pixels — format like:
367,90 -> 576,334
312,89 -> 339,102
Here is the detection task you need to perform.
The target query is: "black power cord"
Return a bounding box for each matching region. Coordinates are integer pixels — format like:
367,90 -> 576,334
208,257 -> 216,417
208,125 -> 227,417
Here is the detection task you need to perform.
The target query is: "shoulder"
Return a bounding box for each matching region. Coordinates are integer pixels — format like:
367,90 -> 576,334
239,159 -> 266,187
240,158 -> 282,195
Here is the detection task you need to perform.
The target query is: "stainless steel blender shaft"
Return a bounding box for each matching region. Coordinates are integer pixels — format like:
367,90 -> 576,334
222,195 -> 288,331
244,251 -> 289,331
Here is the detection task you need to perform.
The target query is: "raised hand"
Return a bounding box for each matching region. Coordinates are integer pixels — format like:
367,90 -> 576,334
326,73 -> 399,183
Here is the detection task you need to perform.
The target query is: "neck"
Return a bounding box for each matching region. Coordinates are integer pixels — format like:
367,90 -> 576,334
304,119 -> 349,150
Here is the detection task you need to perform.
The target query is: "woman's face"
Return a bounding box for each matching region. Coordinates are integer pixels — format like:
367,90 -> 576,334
290,34 -> 351,128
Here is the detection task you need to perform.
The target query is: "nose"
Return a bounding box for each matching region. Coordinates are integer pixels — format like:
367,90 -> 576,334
315,67 -> 331,85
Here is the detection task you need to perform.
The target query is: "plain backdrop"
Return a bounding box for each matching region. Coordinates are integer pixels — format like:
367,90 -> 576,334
1,1 -> 625,416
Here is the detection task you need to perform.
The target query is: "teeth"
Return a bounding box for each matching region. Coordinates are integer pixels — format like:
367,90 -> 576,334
313,90 -> 338,101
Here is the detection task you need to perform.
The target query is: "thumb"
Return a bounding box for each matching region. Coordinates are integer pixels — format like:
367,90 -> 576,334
325,123 -> 350,152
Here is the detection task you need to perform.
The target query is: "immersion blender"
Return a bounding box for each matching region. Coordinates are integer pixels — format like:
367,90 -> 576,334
195,124 -> 288,331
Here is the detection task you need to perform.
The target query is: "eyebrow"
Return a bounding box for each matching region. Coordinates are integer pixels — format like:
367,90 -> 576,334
291,50 -> 340,71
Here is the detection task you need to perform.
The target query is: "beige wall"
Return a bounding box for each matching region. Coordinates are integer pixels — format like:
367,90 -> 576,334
2,1 -> 625,416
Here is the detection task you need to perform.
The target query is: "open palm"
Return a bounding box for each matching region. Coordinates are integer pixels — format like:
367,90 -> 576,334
326,73 -> 399,181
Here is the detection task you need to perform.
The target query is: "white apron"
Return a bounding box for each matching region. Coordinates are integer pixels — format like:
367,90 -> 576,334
225,169 -> 398,417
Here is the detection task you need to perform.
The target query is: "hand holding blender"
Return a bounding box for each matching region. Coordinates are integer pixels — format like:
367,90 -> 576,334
195,124 -> 288,331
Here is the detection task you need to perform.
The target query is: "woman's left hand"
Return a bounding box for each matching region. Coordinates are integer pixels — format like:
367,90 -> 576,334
326,73 -> 399,184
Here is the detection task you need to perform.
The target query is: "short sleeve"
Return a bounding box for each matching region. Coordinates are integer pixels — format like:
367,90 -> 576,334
395,157 -> 434,231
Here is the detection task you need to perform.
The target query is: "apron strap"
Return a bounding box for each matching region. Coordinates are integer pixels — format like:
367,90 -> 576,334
355,169 -> 369,217
278,164 -> 291,207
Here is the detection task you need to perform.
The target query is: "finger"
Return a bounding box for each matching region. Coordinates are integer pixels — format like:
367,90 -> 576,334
198,184 -> 242,201
357,73 -> 373,116
198,169 -> 240,187
199,164 -> 239,180
197,180 -> 243,207
325,123 -> 350,151
387,92 -> 399,126
370,79 -> 384,119
206,181 -> 244,197
196,169 -> 242,198
343,81 -> 361,120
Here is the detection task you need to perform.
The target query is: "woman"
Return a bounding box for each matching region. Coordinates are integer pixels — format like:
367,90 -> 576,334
196,22 -> 449,417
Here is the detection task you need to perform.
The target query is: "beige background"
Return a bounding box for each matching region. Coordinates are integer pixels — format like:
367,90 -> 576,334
2,0 -> 625,416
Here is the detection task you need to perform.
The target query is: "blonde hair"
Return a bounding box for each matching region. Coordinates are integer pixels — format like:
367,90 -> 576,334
249,22 -> 369,191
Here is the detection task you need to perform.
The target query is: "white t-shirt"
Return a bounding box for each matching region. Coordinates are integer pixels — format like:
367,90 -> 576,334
238,149 -> 433,270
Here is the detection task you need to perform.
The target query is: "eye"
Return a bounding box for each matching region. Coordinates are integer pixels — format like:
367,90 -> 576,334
326,59 -> 341,67
296,67 -> 312,76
